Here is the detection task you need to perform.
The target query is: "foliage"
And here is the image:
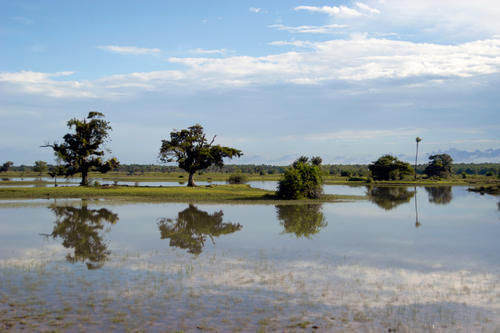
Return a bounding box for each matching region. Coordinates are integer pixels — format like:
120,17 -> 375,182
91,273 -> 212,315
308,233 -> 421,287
33,160 -> 48,176
0,161 -> 13,172
227,173 -> 248,184
47,202 -> 118,269
276,204 -> 327,238
367,186 -> 415,210
157,204 -> 242,254
44,112 -> 119,186
159,124 -> 242,186
277,156 -> 323,199
424,154 -> 453,178
368,155 -> 414,180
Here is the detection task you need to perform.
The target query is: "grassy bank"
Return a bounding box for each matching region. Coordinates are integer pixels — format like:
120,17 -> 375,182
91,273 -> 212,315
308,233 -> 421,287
0,184 -> 366,203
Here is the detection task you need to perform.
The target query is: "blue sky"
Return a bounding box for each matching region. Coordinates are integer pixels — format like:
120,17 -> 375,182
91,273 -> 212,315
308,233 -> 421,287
1,0 -> 499,165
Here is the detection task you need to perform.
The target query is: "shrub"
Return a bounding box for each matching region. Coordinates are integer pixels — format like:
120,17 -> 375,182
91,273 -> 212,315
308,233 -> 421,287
227,174 -> 248,184
277,156 -> 323,199
340,170 -> 352,177
368,155 -> 413,181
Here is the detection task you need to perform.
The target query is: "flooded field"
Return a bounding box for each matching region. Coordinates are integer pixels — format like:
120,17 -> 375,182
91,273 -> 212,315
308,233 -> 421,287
0,186 -> 499,332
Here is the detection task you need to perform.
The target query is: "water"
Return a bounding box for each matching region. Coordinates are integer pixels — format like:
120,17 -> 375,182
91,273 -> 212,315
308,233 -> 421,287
0,186 -> 498,332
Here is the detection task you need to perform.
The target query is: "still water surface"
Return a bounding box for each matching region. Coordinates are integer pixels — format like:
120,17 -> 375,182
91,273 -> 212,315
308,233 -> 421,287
0,186 -> 498,332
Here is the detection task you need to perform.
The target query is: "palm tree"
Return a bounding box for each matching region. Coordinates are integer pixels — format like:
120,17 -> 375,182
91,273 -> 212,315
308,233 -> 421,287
415,137 -> 422,179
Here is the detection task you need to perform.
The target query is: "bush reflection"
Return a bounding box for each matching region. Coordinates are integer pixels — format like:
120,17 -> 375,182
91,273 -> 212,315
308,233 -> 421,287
276,204 -> 327,238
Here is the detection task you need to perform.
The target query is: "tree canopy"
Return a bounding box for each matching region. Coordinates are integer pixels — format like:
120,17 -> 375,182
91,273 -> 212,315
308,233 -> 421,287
33,160 -> 48,176
0,161 -> 14,173
43,112 -> 119,186
424,154 -> 453,178
368,155 -> 414,180
277,156 -> 323,199
159,124 -> 242,186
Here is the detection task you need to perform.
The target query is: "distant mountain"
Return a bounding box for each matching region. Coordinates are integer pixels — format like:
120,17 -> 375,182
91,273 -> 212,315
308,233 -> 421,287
427,148 -> 500,163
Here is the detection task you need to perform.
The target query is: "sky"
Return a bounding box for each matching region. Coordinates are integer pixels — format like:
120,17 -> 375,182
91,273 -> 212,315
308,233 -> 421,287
1,0 -> 500,165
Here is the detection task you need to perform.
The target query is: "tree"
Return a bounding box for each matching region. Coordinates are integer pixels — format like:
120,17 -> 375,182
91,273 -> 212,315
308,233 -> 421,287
159,124 -> 242,187
277,156 -> 323,199
48,164 -> 67,187
415,137 -> 422,179
43,112 -> 119,186
424,154 -> 453,178
33,160 -> 48,176
368,155 -> 414,180
0,161 -> 13,173
157,204 -> 242,255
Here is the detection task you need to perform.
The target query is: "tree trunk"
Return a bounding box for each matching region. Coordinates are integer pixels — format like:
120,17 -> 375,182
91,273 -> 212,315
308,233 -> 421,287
81,168 -> 89,186
414,141 -> 419,179
187,172 -> 196,187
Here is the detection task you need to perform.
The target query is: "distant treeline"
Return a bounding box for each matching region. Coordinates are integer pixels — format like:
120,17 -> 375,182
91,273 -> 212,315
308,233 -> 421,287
7,162 -> 500,177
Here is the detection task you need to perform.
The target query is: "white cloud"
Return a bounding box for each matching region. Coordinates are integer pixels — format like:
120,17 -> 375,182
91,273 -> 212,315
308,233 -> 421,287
356,0 -> 500,41
269,24 -> 347,34
190,48 -> 228,55
2,38 -> 500,98
295,5 -> 363,18
355,2 -> 380,15
249,7 -> 262,14
97,45 -> 161,55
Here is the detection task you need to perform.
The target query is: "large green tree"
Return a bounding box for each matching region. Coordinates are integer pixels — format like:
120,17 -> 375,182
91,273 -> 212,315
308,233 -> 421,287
0,161 -> 13,173
277,156 -> 323,199
33,160 -> 48,176
43,112 -> 119,186
368,155 -> 414,180
424,154 -> 453,178
159,124 -> 242,186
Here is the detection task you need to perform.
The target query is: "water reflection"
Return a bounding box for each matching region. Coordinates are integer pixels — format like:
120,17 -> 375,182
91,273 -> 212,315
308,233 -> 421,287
367,186 -> 415,210
45,201 -> 119,269
425,186 -> 453,205
276,204 -> 327,238
157,204 -> 242,255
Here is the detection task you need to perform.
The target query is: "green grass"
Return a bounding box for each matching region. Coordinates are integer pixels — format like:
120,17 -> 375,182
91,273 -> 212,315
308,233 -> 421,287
2,170 -> 498,186
0,184 -> 366,203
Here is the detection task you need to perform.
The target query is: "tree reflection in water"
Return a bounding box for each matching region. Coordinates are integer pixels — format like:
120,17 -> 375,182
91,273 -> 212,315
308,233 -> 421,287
47,201 -> 119,269
276,204 -> 327,238
425,186 -> 453,205
367,186 -> 415,210
157,204 -> 242,255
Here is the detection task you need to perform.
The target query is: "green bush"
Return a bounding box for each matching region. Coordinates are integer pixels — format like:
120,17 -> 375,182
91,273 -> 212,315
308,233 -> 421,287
368,155 -> 413,180
277,156 -> 323,199
227,174 -> 248,184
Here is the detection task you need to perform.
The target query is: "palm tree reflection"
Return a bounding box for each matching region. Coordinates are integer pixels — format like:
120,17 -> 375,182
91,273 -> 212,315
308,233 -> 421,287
276,204 -> 327,238
47,201 -> 118,269
157,204 -> 242,255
